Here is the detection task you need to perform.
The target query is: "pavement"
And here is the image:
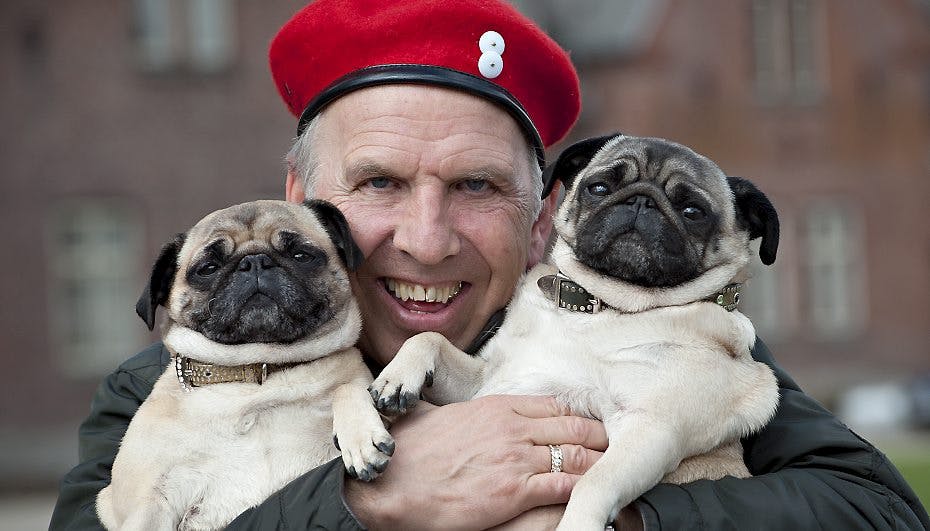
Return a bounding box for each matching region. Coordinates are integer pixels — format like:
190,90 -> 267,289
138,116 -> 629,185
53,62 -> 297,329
0,492 -> 55,531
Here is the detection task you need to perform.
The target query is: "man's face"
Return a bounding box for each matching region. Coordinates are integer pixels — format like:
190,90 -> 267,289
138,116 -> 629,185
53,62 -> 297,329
286,85 -> 555,366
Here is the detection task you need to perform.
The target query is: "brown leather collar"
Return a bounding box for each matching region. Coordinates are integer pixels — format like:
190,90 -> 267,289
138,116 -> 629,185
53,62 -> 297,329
172,355 -> 305,391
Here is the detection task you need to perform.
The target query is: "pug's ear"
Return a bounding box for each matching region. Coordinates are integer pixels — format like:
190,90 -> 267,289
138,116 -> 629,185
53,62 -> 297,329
727,177 -> 780,265
303,199 -> 364,271
136,233 -> 186,330
542,133 -> 621,198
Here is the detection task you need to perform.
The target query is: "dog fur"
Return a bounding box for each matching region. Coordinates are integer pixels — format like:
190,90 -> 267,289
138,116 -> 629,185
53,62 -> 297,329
96,199 -> 392,530
370,135 -> 780,530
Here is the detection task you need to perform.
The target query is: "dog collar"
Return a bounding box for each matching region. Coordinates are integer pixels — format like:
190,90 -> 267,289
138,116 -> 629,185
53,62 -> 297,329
709,283 -> 742,311
172,355 -> 305,391
537,273 -> 605,313
537,272 -> 742,313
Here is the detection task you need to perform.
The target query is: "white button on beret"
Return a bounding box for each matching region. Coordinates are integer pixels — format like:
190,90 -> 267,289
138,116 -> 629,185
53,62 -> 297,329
478,51 -> 504,78
479,30 -> 505,54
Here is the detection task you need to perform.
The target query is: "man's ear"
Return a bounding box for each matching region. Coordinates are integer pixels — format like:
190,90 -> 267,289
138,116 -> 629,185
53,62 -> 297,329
136,233 -> 186,330
528,181 -> 561,268
542,133 -> 621,198
286,169 -> 306,203
727,176 -> 780,265
303,199 -> 364,271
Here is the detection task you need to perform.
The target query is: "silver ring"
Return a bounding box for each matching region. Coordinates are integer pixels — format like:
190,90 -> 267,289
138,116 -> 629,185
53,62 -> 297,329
548,444 -> 563,473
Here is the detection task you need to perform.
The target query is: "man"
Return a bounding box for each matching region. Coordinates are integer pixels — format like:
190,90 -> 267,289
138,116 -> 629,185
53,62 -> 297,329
52,1 -> 929,529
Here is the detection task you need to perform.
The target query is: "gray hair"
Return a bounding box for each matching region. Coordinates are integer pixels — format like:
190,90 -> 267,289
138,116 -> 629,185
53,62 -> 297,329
285,112 -> 544,219
285,113 -> 323,198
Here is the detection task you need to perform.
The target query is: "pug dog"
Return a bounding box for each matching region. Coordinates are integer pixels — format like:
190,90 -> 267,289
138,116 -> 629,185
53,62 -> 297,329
369,134 -> 781,530
96,199 -> 393,531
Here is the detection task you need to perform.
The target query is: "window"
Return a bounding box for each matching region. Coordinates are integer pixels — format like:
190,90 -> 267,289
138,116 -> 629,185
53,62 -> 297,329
802,200 -> 867,338
751,0 -> 824,103
46,200 -> 145,377
133,0 -> 236,73
739,239 -> 785,339
509,0 -> 665,61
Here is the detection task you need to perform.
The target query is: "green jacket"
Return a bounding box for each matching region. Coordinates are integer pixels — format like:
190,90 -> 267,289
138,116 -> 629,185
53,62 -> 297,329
50,340 -> 929,530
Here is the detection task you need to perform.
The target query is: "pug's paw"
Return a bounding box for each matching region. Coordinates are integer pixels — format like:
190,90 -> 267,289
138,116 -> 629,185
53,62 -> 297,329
337,424 -> 395,482
369,350 -> 435,416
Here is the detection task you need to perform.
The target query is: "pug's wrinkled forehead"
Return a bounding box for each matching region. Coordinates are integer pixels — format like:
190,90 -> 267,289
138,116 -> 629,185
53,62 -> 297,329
586,136 -> 729,192
180,200 -> 333,265
573,135 -> 737,223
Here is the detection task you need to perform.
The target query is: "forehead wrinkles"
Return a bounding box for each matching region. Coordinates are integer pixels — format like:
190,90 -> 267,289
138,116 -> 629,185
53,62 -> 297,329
189,215 -> 308,254
345,115 -> 523,162
327,85 -> 527,161
654,157 -> 698,189
664,173 -> 716,205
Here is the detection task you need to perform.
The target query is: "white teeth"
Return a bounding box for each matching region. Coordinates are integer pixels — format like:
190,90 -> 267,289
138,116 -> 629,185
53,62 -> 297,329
385,279 -> 463,303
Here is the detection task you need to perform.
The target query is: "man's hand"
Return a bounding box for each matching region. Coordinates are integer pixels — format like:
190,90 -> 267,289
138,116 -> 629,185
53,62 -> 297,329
490,504 -> 644,531
344,395 -> 607,531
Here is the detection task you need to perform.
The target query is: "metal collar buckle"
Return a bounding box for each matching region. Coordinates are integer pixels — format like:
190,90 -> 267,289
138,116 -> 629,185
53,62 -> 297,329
711,283 -> 742,311
537,274 -> 604,314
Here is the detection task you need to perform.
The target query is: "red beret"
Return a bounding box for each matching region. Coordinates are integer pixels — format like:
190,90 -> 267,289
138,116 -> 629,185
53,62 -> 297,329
269,0 -> 581,163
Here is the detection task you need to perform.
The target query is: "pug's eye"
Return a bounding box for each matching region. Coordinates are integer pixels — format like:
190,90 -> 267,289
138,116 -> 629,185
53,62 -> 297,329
586,182 -> 611,196
196,262 -> 219,276
682,205 -> 706,221
289,245 -> 323,264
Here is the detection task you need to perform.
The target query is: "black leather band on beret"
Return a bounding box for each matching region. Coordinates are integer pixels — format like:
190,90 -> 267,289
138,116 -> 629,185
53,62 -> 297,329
295,64 -> 546,168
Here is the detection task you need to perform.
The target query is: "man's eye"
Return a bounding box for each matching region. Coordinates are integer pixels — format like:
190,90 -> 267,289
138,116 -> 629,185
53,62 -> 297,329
460,179 -> 489,193
367,177 -> 391,189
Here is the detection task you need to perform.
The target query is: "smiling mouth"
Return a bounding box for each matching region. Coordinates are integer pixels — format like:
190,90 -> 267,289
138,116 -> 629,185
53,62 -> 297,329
383,278 -> 464,304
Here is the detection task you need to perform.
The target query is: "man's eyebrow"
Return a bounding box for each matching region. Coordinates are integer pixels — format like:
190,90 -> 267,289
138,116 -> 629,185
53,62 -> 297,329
345,160 -> 397,179
457,166 -> 514,183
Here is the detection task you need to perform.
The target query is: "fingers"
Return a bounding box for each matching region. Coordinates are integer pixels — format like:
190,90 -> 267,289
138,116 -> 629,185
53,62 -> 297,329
526,415 -> 609,450
502,395 -> 572,418
478,395 -> 608,449
532,444 -> 602,475
521,472 -> 581,508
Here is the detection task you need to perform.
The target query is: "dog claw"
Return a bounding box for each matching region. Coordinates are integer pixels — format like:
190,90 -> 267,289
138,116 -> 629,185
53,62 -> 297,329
346,465 -> 357,479
376,440 -> 395,456
333,434 -> 340,450
372,458 -> 389,474
424,370 -> 434,387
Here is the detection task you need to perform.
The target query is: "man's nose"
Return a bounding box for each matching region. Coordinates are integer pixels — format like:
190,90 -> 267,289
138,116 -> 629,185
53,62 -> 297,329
392,188 -> 461,265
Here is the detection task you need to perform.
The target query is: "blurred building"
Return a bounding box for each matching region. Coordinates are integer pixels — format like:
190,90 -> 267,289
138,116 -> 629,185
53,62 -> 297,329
514,0 -> 930,393
0,0 -> 307,490
0,0 -> 928,491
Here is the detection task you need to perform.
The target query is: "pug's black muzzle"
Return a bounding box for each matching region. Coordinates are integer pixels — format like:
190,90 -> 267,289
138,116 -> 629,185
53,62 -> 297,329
574,183 -> 701,288
191,253 -> 332,345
